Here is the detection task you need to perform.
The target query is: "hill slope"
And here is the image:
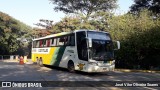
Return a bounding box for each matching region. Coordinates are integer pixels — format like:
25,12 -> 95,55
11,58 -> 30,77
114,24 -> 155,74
0,11 -> 33,55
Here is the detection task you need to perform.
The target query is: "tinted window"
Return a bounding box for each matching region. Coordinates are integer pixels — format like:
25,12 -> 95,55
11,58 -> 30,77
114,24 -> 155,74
57,37 -> 65,46
70,34 -> 75,46
88,31 -> 111,40
51,38 -> 57,46
36,41 -> 39,48
43,39 -> 47,47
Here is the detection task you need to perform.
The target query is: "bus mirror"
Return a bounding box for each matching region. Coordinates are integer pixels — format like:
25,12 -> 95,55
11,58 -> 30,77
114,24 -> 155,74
117,41 -> 120,50
88,38 -> 92,48
114,41 -> 120,50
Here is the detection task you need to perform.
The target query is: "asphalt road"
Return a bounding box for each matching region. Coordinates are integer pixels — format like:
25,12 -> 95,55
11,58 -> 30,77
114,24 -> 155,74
0,60 -> 160,90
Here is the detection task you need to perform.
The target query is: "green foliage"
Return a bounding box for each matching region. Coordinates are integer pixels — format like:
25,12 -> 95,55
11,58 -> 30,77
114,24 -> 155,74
51,16 -> 80,32
111,10 -> 160,69
50,0 -> 117,21
0,11 -> 33,55
130,0 -> 160,15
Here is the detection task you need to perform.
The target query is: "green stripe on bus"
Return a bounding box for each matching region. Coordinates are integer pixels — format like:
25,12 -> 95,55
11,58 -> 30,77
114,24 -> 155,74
50,46 -> 66,66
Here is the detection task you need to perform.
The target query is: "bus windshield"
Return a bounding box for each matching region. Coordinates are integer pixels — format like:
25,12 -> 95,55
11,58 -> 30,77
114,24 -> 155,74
88,31 -> 111,40
87,31 -> 114,61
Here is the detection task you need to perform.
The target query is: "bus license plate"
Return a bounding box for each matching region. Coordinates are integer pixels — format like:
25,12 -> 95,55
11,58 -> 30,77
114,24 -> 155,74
103,68 -> 107,70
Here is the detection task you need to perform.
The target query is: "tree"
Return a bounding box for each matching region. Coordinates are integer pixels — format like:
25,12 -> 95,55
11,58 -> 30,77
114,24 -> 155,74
51,16 -> 82,32
110,10 -> 160,69
50,0 -> 117,21
130,0 -> 160,15
0,11 -> 33,55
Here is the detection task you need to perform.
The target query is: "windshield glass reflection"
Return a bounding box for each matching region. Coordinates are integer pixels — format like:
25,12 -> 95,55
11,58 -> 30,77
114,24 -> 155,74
89,39 -> 114,61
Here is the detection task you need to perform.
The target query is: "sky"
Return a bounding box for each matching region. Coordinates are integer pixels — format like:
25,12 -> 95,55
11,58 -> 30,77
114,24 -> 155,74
0,0 -> 134,28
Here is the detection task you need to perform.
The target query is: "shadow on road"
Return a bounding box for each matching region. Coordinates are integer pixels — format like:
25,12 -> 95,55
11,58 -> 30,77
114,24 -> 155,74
42,65 -> 110,77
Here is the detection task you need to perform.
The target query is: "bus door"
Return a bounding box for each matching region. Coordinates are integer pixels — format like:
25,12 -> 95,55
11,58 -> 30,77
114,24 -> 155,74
76,31 -> 88,62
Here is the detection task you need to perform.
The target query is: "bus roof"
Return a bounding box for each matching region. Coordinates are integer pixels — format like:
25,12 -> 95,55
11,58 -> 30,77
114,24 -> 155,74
33,29 -> 109,41
33,32 -> 72,41
74,29 -> 109,34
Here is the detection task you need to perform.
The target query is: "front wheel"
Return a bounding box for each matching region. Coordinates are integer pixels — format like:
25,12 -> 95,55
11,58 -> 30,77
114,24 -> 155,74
68,61 -> 75,73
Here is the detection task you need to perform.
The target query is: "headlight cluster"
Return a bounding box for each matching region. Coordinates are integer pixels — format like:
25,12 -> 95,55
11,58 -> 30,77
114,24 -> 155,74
112,60 -> 115,65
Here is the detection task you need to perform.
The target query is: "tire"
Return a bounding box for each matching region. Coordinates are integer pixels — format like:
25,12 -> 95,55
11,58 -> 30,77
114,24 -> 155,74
68,61 -> 75,73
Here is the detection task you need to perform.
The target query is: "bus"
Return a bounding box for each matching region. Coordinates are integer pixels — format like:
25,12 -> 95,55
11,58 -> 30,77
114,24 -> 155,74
32,30 -> 120,72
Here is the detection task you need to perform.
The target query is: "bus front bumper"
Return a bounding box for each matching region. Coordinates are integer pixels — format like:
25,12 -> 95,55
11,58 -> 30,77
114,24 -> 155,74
87,65 -> 115,72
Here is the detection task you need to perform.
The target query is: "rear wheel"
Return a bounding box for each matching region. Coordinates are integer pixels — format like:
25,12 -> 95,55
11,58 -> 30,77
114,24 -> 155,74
68,61 -> 75,73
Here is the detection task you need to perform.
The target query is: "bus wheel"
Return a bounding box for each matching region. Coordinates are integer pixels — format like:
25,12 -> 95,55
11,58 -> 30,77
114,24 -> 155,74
39,58 -> 44,67
68,61 -> 75,73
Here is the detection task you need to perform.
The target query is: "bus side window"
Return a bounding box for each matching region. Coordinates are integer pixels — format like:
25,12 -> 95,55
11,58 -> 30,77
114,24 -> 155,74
36,41 -> 40,48
57,37 -> 65,46
33,41 -> 36,48
43,39 -> 47,47
70,34 -> 75,46
40,40 -> 43,47
47,39 -> 50,47
50,38 -> 52,46
51,38 -> 57,46
51,38 -> 54,46
64,36 -> 69,46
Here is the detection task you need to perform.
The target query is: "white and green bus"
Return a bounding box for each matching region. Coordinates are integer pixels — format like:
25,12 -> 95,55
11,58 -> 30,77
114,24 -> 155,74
32,30 -> 120,72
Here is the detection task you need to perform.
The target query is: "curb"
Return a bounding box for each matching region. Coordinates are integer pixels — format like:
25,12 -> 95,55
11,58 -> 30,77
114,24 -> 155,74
0,60 -> 33,64
0,60 -> 18,62
115,69 -> 160,73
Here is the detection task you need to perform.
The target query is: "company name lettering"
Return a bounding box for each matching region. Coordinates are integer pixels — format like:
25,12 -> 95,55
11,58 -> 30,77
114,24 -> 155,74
38,49 -> 48,52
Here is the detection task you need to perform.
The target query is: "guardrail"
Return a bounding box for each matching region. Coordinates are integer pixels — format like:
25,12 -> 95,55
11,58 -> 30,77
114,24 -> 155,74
0,55 -> 29,63
0,55 -> 19,60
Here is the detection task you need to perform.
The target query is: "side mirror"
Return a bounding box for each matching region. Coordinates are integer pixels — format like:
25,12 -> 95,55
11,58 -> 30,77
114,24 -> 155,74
88,38 -> 92,48
114,41 -> 120,50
